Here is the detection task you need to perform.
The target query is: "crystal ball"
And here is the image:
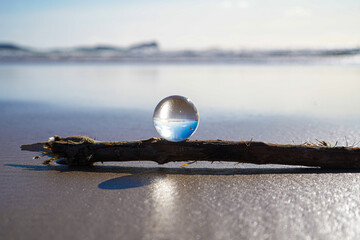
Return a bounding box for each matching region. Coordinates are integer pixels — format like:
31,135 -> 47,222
153,95 -> 199,142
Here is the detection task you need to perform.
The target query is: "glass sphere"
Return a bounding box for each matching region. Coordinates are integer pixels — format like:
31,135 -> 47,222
153,95 -> 199,142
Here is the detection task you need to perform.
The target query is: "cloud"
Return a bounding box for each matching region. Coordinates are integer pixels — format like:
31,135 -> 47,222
221,1 -> 249,9
221,1 -> 233,8
237,1 -> 249,9
284,7 -> 311,17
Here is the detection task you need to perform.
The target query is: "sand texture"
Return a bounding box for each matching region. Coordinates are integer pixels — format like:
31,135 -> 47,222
1,101 -> 360,240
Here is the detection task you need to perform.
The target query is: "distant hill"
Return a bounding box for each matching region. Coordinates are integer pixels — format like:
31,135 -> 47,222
75,45 -> 121,51
0,43 -> 28,51
129,41 -> 159,50
73,41 -> 159,52
0,41 -> 159,52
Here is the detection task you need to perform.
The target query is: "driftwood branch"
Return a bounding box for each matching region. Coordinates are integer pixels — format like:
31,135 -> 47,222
20,135 -> 360,169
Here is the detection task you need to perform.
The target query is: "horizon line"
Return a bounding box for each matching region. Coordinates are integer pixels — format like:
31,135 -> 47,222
1,41 -> 360,51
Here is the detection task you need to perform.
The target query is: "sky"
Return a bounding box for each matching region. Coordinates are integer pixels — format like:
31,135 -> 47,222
0,0 -> 359,50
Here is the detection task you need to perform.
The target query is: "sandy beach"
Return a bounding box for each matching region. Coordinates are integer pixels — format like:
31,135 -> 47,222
1,64 -> 360,239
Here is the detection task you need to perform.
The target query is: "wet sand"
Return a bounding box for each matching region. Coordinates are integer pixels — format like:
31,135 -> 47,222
1,101 -> 360,240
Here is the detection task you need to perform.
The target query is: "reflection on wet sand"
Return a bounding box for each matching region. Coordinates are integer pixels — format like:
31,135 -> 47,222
145,177 -> 178,239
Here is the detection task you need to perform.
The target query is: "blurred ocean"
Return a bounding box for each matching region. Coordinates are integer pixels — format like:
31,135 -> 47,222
0,62 -> 359,116
0,61 -> 359,146
1,43 -> 359,64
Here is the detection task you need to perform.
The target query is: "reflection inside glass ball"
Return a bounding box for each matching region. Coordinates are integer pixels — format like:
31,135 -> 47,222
153,95 -> 199,142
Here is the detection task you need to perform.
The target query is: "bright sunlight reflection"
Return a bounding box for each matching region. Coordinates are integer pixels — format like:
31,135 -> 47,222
147,177 -> 177,237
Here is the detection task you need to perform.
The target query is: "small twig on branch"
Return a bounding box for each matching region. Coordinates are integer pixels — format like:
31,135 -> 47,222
20,135 -> 360,169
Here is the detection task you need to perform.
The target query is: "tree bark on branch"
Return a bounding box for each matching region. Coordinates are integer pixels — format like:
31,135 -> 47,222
20,135 -> 360,169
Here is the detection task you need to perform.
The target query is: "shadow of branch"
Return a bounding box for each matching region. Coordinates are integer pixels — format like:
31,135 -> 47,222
5,163 -> 360,175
